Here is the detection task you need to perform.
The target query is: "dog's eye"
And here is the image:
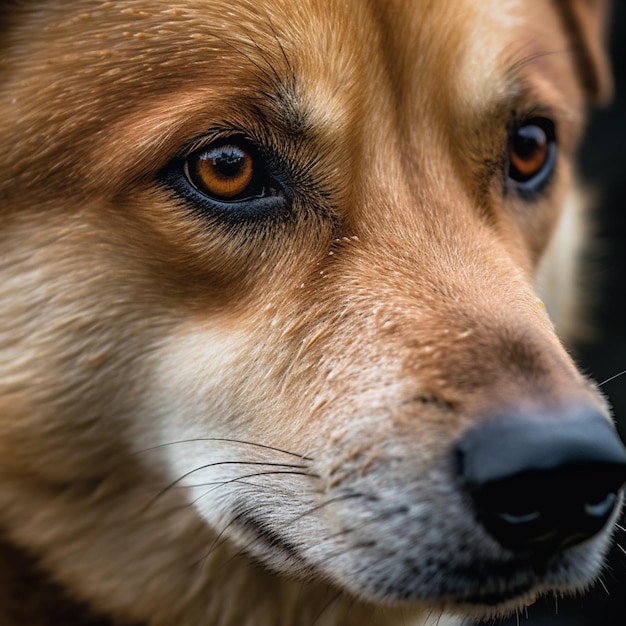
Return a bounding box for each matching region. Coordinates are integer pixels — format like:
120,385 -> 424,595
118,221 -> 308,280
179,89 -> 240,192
507,118 -> 556,195
185,142 -> 264,202
160,137 -> 289,222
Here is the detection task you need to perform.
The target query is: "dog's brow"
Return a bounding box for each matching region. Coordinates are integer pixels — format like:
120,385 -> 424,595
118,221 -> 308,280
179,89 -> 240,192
499,48 -> 581,124
506,48 -> 574,81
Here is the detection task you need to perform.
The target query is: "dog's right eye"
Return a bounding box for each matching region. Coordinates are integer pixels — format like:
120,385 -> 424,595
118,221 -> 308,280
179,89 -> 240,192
161,137 -> 289,222
507,118 -> 556,196
185,142 -> 264,202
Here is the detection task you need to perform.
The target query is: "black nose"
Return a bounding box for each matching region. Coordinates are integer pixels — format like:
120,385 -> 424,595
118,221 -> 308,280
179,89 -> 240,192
456,408 -> 626,554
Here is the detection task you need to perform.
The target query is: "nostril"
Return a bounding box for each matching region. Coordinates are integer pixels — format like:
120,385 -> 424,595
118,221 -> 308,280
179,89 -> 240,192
464,466 -> 624,553
456,409 -> 626,554
585,492 -> 618,518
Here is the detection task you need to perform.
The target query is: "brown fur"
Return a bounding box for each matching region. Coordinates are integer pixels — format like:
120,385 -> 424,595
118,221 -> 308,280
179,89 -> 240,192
0,1 -> 618,625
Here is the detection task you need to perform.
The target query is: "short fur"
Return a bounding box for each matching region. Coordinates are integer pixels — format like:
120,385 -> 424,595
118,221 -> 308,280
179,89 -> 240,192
0,1 -> 618,625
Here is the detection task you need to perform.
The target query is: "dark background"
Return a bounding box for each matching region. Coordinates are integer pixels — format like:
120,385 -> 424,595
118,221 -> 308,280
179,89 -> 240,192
482,4 -> 626,625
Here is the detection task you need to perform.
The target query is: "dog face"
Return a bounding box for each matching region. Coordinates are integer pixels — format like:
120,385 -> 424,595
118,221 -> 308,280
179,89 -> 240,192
0,1 -> 623,625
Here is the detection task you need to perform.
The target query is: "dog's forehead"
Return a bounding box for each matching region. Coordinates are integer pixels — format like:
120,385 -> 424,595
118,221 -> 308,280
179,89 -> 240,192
161,0 -> 576,126
186,0 -> 574,118
7,0 -> 574,114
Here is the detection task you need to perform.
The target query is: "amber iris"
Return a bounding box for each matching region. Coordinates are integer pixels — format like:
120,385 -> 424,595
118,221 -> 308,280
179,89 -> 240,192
509,124 -> 549,182
189,144 -> 254,200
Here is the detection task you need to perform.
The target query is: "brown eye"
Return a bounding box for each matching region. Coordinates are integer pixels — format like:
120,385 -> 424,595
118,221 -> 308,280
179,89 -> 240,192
160,137 -> 289,222
507,118 -> 556,193
185,142 -> 261,201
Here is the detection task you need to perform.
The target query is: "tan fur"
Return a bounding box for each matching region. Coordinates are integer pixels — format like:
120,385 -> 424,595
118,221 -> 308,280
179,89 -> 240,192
0,1 -> 617,625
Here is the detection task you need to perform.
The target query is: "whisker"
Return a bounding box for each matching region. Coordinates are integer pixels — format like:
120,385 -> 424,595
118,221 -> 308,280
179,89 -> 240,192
312,589 -> 344,626
338,592 -> 359,625
136,437 -> 313,461
598,369 -> 626,387
191,470 -> 320,505
425,609 -> 438,626
264,12 -> 297,87
174,473 -> 314,492
197,509 -> 250,568
597,575 -> 610,596
146,461 -> 313,510
215,539 -> 265,571
243,31 -> 287,93
554,594 -> 559,615
211,31 -> 279,88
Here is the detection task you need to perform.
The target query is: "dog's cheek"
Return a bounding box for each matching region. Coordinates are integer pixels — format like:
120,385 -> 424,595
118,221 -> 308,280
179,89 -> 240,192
0,212 -> 174,484
135,320 -> 329,575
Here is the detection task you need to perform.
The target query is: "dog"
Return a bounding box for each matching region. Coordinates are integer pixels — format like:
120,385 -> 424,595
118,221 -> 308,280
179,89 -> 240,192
1,1 -> 625,625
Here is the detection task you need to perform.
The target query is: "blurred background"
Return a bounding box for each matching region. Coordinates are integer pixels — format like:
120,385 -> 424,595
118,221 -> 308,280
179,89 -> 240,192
481,3 -> 626,625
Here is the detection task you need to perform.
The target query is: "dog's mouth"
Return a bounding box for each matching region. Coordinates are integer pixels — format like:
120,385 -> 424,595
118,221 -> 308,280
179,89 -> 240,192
414,560 -> 552,618
449,582 -> 538,610
234,508 -> 582,615
225,480 -> 610,617
415,563 -> 542,614
410,544 -> 602,618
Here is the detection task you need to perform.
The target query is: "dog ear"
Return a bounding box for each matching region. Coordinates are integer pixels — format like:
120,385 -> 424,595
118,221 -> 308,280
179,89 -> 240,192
556,0 -> 614,105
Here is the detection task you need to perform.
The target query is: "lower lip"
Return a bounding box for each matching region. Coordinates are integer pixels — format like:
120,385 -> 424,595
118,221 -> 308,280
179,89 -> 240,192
453,584 -> 537,608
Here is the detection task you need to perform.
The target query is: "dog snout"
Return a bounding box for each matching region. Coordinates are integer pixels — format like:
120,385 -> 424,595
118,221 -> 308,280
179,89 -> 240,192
455,408 -> 626,555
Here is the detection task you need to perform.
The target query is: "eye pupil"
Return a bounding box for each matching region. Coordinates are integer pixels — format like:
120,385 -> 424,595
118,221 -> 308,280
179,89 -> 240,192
212,148 -> 248,178
513,126 -> 546,161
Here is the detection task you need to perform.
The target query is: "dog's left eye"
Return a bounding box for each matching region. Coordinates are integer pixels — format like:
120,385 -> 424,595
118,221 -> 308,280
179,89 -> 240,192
507,118 -> 556,195
185,141 -> 268,202
160,137 -> 289,223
